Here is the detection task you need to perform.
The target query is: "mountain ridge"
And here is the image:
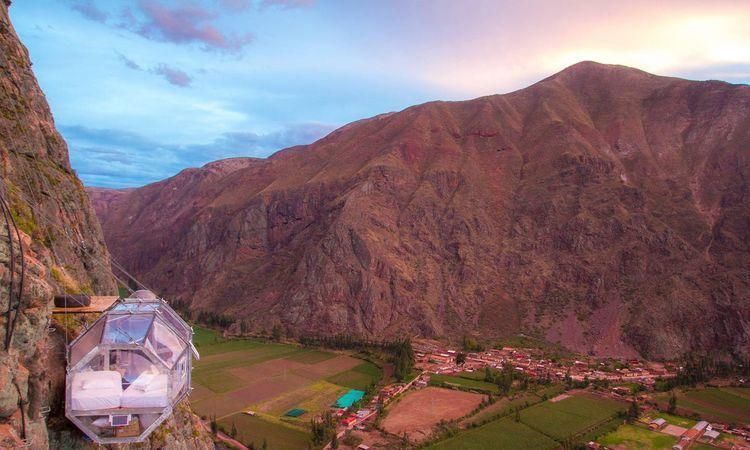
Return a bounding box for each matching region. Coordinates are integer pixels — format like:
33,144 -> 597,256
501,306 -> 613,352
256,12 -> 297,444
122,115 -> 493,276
88,61 -> 750,360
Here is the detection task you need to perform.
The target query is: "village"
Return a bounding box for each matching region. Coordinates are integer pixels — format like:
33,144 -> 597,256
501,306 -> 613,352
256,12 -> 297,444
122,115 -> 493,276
320,339 -> 750,450
411,339 -> 678,386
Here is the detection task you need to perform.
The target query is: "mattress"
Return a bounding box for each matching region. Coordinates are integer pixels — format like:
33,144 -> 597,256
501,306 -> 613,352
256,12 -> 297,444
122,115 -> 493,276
121,374 -> 169,408
70,371 -> 123,411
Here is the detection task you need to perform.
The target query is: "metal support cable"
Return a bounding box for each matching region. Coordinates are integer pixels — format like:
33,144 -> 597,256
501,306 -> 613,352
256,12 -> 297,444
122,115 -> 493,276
6,196 -> 25,350
0,196 -> 17,349
0,193 -> 24,350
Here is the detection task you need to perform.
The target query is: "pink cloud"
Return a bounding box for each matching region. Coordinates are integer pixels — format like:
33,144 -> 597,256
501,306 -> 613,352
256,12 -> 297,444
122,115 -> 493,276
71,0 -> 108,23
128,0 -> 254,52
152,64 -> 192,87
220,0 -> 316,11
219,0 -> 253,11
260,0 -> 315,9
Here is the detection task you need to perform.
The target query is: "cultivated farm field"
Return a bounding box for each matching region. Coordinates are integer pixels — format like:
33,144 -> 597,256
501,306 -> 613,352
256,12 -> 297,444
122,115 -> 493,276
655,387 -> 750,425
429,373 -> 500,394
598,424 -> 677,449
425,391 -> 625,449
519,393 -> 626,440
460,384 -> 566,427
190,327 -> 382,449
427,417 -> 558,450
382,387 -> 485,442
217,413 -> 310,450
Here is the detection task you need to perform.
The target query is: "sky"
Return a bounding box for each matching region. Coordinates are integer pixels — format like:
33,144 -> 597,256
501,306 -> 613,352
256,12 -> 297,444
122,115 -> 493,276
10,0 -> 750,188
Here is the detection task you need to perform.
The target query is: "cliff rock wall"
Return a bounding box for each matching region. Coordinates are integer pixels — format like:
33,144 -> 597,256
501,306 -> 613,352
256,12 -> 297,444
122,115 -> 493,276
0,3 -> 211,448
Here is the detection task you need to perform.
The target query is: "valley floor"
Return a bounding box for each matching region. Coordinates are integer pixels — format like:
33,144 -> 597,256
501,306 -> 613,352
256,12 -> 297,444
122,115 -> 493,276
190,327 -> 382,450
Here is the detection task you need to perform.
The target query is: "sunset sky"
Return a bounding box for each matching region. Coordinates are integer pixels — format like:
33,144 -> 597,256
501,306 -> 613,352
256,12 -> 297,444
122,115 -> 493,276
10,0 -> 750,187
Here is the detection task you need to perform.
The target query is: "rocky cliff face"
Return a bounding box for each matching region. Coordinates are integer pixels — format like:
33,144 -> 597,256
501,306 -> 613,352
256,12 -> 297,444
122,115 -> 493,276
0,3 -> 211,448
89,62 -> 750,361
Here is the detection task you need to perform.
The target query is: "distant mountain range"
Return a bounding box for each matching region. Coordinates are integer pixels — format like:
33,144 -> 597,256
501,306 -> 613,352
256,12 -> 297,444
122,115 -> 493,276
88,62 -> 750,360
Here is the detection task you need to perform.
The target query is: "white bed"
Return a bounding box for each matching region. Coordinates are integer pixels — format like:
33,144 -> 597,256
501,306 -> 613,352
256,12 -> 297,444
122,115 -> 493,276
70,371 -> 123,411
121,373 -> 169,408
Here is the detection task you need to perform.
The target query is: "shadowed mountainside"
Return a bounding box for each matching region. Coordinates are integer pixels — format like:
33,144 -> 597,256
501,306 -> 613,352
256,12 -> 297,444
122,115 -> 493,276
89,62 -> 750,360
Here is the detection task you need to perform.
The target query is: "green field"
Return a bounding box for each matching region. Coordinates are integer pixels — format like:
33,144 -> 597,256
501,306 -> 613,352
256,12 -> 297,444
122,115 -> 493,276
598,424 -> 676,449
429,391 -> 625,449
429,373 -> 500,394
656,387 -> 750,424
519,394 -> 626,440
191,326 -> 382,448
192,343 -> 303,393
219,414 -> 310,450
427,417 -> 557,450
652,411 -> 696,428
284,350 -> 337,364
461,385 -> 565,427
326,362 -> 382,390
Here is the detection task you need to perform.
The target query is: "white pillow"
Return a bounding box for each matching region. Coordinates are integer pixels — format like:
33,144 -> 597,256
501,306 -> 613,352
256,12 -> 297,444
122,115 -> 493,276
145,374 -> 167,392
91,417 -> 110,427
131,373 -> 155,392
81,377 -> 115,390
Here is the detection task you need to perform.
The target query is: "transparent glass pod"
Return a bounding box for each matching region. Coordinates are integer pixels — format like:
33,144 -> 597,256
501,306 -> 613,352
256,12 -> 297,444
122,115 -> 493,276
65,291 -> 199,444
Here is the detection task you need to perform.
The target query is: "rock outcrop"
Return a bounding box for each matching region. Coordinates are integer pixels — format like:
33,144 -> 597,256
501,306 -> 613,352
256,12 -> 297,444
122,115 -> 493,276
0,3 -> 212,448
90,63 -> 750,361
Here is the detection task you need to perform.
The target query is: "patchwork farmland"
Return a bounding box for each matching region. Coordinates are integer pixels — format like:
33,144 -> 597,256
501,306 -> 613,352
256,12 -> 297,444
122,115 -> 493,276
654,387 -> 750,425
190,327 -> 382,449
519,393 -> 626,441
425,392 -> 626,450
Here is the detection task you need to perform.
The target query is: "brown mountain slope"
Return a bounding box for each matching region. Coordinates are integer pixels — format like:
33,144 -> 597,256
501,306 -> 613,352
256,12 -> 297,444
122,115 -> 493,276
89,62 -> 750,360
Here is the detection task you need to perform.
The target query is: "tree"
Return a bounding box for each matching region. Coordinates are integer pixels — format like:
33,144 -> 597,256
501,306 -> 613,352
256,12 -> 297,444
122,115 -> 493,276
627,399 -> 640,423
564,369 -> 573,389
392,338 -> 415,381
331,432 -> 339,449
271,323 -> 283,341
455,352 -> 467,365
668,391 -> 677,414
462,336 -> 484,352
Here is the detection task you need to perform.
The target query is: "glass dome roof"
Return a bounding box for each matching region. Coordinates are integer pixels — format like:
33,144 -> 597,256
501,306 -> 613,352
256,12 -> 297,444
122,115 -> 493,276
65,291 -> 199,444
